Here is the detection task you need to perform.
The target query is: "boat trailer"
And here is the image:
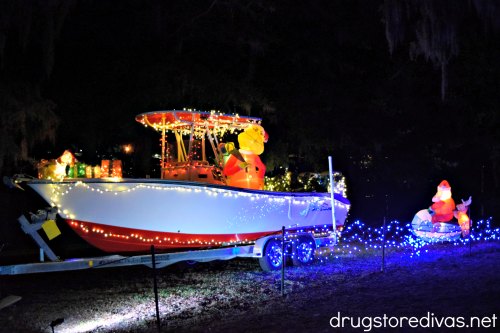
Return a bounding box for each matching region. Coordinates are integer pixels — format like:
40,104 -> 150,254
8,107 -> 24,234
0,211 -> 337,275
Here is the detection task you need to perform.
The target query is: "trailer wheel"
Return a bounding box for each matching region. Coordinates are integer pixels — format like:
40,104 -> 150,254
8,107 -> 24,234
259,238 -> 284,272
292,235 -> 316,266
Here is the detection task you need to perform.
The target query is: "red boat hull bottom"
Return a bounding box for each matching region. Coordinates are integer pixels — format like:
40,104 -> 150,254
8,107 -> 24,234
67,219 -> 278,253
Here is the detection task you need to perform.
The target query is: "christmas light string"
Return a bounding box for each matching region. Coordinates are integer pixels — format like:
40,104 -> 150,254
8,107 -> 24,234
315,218 -> 498,262
45,179 -> 496,262
46,180 -> 349,248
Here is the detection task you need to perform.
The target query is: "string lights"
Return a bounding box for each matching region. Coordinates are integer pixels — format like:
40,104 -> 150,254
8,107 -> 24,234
136,109 -> 262,140
40,179 -> 497,262
314,218 -> 499,262
265,171 -> 347,197
44,180 -> 350,251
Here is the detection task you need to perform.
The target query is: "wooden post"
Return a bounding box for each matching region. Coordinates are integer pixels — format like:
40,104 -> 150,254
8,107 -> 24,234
381,216 -> 386,272
281,226 -> 285,297
469,211 -> 473,256
151,245 -> 161,332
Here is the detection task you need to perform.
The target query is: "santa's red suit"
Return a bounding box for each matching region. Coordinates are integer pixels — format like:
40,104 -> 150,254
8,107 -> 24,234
430,180 -> 455,223
223,150 -> 266,190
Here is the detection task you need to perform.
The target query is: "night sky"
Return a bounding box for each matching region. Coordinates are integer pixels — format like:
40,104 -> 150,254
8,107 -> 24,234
1,0 -> 499,222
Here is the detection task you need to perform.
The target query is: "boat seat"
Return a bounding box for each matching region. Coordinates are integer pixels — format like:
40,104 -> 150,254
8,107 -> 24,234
162,162 -> 224,185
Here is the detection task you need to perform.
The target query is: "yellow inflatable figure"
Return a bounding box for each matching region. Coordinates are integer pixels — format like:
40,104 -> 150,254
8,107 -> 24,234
223,124 -> 268,190
454,197 -> 472,237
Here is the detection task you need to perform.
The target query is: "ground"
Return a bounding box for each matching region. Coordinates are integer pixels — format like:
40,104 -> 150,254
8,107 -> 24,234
0,238 -> 499,333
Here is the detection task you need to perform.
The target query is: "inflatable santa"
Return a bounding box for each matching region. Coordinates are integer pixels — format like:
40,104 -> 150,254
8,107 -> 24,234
430,180 -> 456,223
411,181 -> 472,241
223,124 -> 268,190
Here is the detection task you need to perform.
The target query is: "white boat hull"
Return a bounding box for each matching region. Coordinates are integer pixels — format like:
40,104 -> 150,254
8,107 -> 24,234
28,179 -> 350,253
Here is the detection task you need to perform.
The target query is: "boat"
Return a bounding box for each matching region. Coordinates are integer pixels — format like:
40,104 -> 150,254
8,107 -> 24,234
411,196 -> 472,242
411,211 -> 462,242
16,110 -> 351,254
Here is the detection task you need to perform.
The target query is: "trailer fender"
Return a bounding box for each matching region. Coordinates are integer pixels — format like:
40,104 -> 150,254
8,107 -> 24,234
253,235 -> 281,258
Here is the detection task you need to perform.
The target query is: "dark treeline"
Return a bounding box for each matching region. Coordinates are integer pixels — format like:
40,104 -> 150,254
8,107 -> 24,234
0,0 -> 499,222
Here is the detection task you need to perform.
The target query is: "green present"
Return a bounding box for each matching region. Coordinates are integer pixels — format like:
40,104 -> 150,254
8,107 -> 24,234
77,163 -> 86,178
67,165 -> 75,178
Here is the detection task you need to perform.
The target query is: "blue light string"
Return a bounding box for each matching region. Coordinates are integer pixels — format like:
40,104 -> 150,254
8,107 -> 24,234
314,218 -> 498,261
